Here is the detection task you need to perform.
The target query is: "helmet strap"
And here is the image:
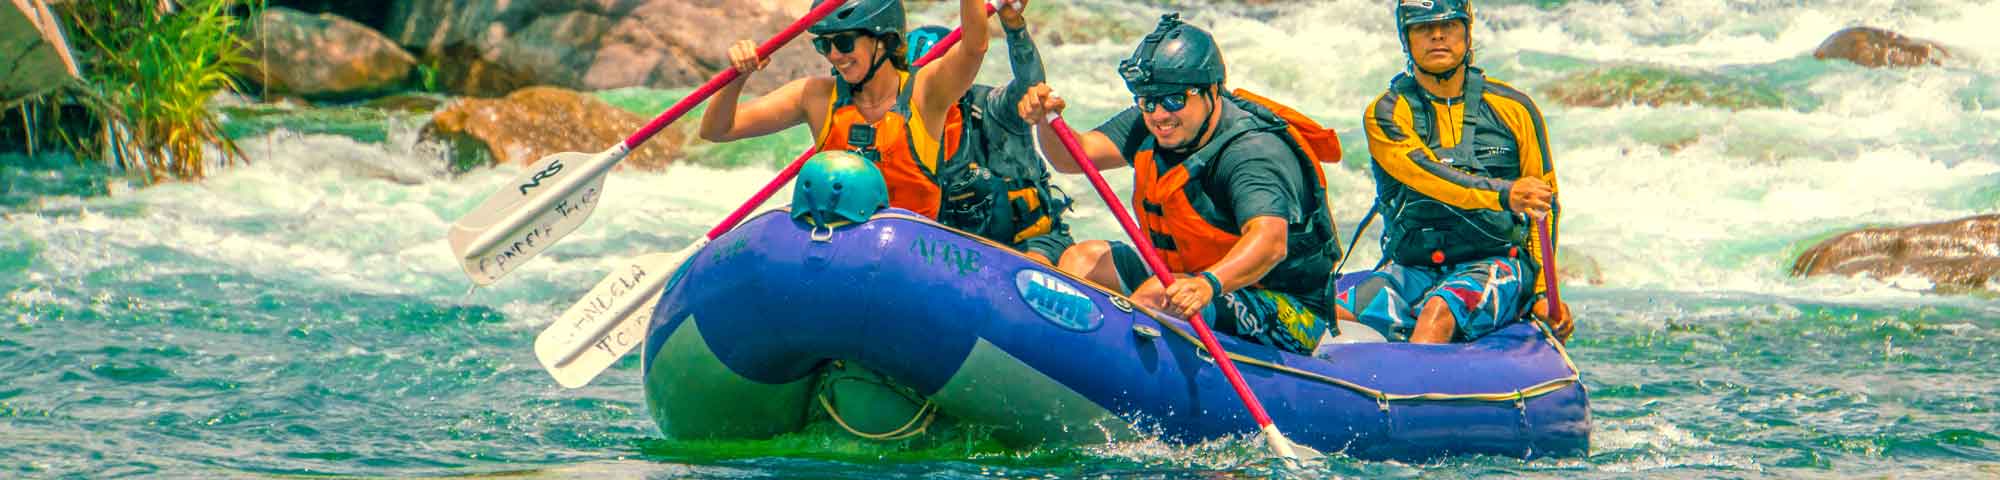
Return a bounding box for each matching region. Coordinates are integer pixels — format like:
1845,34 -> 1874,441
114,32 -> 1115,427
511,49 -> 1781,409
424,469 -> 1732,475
853,39 -> 893,89
1419,58 -> 1463,82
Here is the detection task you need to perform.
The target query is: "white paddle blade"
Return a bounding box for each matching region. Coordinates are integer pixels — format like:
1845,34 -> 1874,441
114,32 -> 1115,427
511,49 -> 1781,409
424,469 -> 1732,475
448,152 -> 608,285
534,245 -> 702,388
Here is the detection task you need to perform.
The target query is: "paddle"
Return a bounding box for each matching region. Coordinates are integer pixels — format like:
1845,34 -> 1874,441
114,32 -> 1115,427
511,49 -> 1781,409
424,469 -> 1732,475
1041,114 -> 1305,462
534,148 -> 816,388
1535,213 -> 1568,342
445,0 -> 854,286
533,13 -> 991,389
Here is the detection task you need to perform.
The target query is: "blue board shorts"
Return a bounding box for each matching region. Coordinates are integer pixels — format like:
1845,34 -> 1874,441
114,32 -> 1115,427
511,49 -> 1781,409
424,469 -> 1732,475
1107,242 -> 1328,355
1335,256 -> 1533,342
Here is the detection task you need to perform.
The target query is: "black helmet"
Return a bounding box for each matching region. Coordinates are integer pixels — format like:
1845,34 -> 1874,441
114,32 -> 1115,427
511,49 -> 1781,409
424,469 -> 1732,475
1118,13 -> 1226,96
1395,0 -> 1475,76
809,0 -> 906,37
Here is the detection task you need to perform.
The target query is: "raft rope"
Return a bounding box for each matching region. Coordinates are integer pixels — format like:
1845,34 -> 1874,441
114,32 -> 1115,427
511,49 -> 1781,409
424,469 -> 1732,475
814,361 -> 939,441
818,392 -> 938,441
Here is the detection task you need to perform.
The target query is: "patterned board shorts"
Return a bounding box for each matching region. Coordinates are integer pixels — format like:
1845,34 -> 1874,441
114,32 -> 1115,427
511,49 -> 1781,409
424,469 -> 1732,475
1335,256 -> 1533,342
1107,242 -> 1328,355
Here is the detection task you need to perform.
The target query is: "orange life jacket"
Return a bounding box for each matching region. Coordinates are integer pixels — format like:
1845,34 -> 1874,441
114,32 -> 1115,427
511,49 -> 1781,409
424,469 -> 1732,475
1131,89 -> 1342,283
815,70 -> 963,219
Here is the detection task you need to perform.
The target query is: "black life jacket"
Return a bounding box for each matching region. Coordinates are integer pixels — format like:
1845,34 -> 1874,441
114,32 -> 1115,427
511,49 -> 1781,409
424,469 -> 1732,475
1378,67 -> 1531,266
933,84 -> 1071,245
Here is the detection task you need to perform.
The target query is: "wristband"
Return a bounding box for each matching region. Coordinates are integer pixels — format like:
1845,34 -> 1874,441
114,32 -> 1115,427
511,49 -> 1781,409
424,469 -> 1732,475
1199,271 -> 1225,300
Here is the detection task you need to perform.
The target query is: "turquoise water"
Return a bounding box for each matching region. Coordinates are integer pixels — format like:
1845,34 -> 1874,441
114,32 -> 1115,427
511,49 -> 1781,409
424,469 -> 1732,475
6,0 -> 2000,477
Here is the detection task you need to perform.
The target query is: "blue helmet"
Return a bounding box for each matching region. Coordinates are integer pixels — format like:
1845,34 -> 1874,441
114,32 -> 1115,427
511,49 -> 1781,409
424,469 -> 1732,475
1395,0 -> 1475,76
791,150 -> 889,228
1118,13 -> 1227,96
809,0 -> 906,37
905,25 -> 951,66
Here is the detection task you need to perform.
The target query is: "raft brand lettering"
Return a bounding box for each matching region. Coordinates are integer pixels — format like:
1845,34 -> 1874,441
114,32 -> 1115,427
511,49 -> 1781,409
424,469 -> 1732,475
910,236 -> 981,276
519,159 -> 565,195
1015,270 -> 1102,332
715,238 -> 750,262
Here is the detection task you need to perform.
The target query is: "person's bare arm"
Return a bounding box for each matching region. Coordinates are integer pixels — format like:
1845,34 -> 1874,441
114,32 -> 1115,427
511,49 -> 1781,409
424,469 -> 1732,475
910,0 -> 991,134
698,40 -> 812,142
1017,83 -> 1128,173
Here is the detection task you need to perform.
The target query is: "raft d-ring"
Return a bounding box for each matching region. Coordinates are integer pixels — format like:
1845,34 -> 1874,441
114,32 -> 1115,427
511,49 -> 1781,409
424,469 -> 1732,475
1376,395 -> 1390,412
1194,346 -> 1215,364
810,225 -> 835,242
1109,296 -> 1135,313
1131,324 -> 1160,340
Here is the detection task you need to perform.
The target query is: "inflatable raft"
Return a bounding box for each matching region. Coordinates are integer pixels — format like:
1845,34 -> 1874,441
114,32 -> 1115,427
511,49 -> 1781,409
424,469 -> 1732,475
642,208 -> 1589,461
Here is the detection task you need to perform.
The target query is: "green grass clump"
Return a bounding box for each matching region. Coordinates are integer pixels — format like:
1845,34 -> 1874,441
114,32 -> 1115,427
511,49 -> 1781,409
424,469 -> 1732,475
20,0 -> 263,183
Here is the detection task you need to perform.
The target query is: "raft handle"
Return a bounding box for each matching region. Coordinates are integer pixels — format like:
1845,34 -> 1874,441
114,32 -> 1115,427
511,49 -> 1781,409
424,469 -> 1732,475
1132,324 -> 1160,340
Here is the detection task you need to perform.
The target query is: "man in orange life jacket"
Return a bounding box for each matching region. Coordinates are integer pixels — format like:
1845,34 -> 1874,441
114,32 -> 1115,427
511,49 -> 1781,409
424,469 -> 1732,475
1340,0 -> 1574,344
697,0 -> 987,222
1017,14 -> 1344,355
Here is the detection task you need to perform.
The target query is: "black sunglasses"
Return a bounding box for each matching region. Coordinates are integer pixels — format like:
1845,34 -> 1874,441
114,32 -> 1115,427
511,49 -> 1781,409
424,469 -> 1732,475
812,32 -> 868,55
1135,89 -> 1198,113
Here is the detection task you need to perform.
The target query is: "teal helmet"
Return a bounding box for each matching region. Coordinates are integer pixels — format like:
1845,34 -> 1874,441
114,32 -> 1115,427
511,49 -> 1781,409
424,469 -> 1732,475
1395,0 -> 1475,77
791,150 -> 889,228
1118,13 -> 1226,96
808,0 -> 906,37
905,25 -> 951,65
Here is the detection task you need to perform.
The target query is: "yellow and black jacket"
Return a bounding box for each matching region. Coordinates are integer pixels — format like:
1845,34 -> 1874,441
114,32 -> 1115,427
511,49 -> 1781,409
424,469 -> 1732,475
1362,67 -> 1559,296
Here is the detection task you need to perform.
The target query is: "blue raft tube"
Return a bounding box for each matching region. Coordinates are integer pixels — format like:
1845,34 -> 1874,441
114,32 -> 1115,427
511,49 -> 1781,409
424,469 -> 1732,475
641,208 -> 1589,461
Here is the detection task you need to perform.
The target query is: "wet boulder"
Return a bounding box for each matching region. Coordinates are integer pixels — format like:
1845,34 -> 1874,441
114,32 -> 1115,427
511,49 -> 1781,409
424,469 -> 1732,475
422,86 -> 684,172
2,0 -> 82,103
242,8 -> 416,99
387,0 -> 824,96
1813,27 -> 1953,68
1542,64 -> 1790,111
1791,215 -> 2000,293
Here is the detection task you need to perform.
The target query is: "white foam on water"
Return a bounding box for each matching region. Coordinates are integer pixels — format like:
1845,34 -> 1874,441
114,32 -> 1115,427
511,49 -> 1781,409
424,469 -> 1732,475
6,130 -> 810,330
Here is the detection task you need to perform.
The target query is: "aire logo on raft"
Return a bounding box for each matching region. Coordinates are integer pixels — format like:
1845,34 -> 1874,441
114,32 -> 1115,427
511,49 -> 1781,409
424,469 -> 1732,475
1015,270 -> 1103,332
910,236 -> 982,277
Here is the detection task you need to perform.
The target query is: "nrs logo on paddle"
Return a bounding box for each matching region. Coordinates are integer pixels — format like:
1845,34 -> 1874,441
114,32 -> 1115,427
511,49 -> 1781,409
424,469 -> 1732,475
519,159 -> 565,195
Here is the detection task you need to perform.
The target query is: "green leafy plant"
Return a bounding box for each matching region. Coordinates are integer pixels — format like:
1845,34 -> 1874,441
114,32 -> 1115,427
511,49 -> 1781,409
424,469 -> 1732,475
419,58 -> 443,93
55,0 -> 262,182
